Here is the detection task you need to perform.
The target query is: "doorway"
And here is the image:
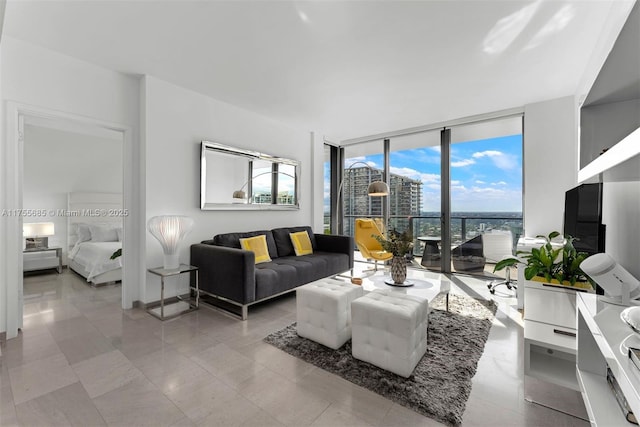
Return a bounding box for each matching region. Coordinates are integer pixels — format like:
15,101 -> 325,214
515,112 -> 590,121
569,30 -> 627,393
4,102 -> 135,339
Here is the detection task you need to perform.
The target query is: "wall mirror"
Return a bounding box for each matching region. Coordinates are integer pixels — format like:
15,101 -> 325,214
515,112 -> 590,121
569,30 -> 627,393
200,141 -> 300,210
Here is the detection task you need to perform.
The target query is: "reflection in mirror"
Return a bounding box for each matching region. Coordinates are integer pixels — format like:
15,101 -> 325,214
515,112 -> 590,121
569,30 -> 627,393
201,141 -> 299,210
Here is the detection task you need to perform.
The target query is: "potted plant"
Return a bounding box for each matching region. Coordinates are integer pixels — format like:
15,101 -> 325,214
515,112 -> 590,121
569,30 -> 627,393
374,228 -> 414,284
494,231 -> 594,291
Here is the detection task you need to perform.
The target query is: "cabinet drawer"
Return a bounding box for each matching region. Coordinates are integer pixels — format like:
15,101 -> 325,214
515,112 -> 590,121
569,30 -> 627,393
524,319 -> 576,352
525,285 -> 577,329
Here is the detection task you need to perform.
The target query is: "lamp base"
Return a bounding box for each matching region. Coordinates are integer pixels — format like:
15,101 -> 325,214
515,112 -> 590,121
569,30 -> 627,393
25,237 -> 48,250
163,253 -> 180,270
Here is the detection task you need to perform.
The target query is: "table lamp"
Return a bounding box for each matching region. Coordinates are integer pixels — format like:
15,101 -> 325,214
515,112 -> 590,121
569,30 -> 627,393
148,215 -> 194,270
580,253 -> 640,305
23,222 -> 55,249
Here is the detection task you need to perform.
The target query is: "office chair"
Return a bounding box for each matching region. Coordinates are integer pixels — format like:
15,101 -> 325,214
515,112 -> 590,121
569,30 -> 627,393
483,231 -> 517,294
354,218 -> 393,272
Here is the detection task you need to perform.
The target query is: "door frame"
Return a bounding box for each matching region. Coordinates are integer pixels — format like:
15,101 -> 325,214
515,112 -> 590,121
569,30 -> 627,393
4,101 -> 135,339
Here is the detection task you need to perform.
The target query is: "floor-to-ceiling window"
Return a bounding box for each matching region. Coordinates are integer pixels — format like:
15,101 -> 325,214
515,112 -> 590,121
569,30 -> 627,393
447,117 -> 523,276
387,131 -> 442,264
323,144 -> 332,233
341,140 -> 385,237
335,114 -> 523,275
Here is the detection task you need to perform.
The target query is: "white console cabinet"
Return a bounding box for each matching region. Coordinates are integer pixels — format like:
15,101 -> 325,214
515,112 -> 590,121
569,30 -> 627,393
524,279 -> 583,390
577,292 -> 640,425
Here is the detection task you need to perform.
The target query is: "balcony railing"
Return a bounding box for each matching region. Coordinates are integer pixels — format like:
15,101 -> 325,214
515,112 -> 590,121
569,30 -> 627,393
325,214 -> 523,256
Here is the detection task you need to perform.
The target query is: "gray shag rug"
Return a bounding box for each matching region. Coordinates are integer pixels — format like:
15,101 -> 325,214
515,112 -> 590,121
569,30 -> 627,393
263,293 -> 497,427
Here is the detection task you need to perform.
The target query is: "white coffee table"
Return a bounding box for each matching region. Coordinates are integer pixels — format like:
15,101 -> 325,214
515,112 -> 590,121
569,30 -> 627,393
359,271 -> 451,311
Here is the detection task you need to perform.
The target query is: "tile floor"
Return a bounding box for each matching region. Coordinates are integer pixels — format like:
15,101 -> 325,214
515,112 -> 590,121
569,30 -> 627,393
0,264 -> 590,426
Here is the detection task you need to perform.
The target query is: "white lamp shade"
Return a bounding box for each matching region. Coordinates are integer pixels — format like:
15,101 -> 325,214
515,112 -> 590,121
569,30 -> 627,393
367,181 -> 389,196
148,215 -> 194,269
23,222 -> 55,237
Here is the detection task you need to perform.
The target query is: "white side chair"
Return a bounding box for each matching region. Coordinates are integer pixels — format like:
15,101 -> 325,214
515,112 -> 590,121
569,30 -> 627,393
482,231 -> 516,294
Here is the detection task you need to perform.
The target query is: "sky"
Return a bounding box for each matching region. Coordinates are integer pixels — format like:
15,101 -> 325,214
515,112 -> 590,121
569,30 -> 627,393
325,134 -> 523,213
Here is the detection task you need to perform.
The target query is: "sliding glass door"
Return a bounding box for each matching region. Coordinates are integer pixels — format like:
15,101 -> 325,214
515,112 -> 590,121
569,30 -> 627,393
448,117 -> 523,276
387,131 -> 442,268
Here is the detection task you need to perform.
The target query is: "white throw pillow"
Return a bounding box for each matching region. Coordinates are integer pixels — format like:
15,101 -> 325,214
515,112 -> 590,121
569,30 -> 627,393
89,224 -> 119,242
76,223 -> 92,243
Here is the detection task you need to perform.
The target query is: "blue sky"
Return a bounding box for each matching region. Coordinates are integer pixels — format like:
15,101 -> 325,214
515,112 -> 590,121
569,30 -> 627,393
325,134 -> 523,213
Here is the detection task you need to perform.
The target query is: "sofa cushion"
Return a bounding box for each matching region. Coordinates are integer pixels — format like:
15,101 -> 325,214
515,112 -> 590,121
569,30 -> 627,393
254,262 -> 299,300
272,226 -> 317,257
212,230 -> 278,259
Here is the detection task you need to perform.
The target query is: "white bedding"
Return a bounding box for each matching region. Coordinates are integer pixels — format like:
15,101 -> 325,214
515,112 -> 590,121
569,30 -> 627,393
69,241 -> 122,281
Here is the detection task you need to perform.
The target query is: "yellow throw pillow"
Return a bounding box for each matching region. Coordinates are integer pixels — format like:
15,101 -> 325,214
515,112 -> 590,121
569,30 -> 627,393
290,231 -> 313,256
239,235 -> 272,264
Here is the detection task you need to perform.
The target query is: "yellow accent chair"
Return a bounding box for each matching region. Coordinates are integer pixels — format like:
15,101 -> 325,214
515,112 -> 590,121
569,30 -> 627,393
354,218 -> 393,271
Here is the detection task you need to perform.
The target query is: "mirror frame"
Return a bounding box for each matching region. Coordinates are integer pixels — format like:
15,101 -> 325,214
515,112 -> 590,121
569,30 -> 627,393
200,141 -> 300,210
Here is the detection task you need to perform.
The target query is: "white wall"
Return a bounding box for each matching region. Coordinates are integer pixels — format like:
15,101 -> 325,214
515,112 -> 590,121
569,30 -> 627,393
142,76 -> 313,303
524,95 -> 640,278
0,37 -> 141,338
523,96 -> 578,237
23,124 -> 123,262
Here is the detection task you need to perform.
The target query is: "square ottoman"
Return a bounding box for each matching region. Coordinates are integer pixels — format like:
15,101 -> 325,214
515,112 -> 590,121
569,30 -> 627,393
351,290 -> 429,377
296,278 -> 364,349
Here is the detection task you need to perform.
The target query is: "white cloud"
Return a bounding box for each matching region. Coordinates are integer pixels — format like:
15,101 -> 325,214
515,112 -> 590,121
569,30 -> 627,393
451,159 -> 476,167
472,150 -> 502,158
492,181 -> 508,186
472,150 -> 518,170
344,157 -> 380,170
475,180 -> 486,184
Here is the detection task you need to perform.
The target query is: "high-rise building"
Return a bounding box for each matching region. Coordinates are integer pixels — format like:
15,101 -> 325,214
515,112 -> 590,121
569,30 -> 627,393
343,167 -> 422,235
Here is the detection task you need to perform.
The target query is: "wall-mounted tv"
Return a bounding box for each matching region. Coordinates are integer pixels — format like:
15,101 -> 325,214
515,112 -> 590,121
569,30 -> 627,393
563,183 -> 605,255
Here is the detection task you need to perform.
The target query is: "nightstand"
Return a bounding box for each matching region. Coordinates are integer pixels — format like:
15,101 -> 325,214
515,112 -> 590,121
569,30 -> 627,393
23,247 -> 62,274
147,264 -> 199,320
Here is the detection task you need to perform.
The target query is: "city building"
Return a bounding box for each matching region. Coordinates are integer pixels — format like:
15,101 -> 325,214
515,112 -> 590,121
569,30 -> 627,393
342,166 -> 422,235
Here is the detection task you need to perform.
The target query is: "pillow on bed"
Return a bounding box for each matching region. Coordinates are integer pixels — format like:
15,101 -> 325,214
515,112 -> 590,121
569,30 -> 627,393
89,224 -> 119,242
76,223 -> 92,243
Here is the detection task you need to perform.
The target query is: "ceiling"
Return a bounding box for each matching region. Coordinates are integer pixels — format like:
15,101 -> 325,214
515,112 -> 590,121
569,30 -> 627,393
2,1 -> 634,142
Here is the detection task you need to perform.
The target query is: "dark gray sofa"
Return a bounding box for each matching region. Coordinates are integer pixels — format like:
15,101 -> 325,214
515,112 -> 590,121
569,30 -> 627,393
190,226 -> 353,319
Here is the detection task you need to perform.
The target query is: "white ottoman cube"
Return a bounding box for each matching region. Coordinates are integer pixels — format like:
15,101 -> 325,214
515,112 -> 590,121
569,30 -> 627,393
351,290 -> 429,378
296,278 -> 364,349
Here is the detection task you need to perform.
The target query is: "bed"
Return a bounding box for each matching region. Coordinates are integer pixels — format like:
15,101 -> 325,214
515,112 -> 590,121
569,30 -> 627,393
67,192 -> 123,286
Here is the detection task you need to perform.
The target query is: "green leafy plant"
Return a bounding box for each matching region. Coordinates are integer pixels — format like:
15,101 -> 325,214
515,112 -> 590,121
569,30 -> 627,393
373,228 -> 414,257
494,231 -> 593,288
110,248 -> 122,260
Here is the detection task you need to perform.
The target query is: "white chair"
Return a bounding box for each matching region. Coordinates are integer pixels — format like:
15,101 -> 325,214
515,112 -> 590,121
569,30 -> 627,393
482,231 -> 516,294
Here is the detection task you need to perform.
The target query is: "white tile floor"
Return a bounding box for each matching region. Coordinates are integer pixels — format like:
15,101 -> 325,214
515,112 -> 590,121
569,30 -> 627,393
0,264 -> 590,426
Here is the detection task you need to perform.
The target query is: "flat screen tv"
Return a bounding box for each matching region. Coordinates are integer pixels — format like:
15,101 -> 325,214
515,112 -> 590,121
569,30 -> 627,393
563,183 -> 605,255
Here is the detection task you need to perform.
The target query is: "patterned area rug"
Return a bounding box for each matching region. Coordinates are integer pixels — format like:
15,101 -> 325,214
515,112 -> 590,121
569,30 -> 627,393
263,293 -> 497,426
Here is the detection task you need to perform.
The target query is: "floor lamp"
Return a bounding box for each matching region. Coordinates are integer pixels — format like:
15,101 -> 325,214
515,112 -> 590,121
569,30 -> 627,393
336,161 -> 389,234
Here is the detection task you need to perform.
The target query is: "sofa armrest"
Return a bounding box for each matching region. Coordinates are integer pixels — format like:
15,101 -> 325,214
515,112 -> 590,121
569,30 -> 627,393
314,234 -> 354,269
190,244 -> 256,304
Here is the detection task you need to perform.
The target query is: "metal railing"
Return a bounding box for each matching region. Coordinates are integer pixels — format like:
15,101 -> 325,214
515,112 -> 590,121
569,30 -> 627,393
327,214 -> 523,256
